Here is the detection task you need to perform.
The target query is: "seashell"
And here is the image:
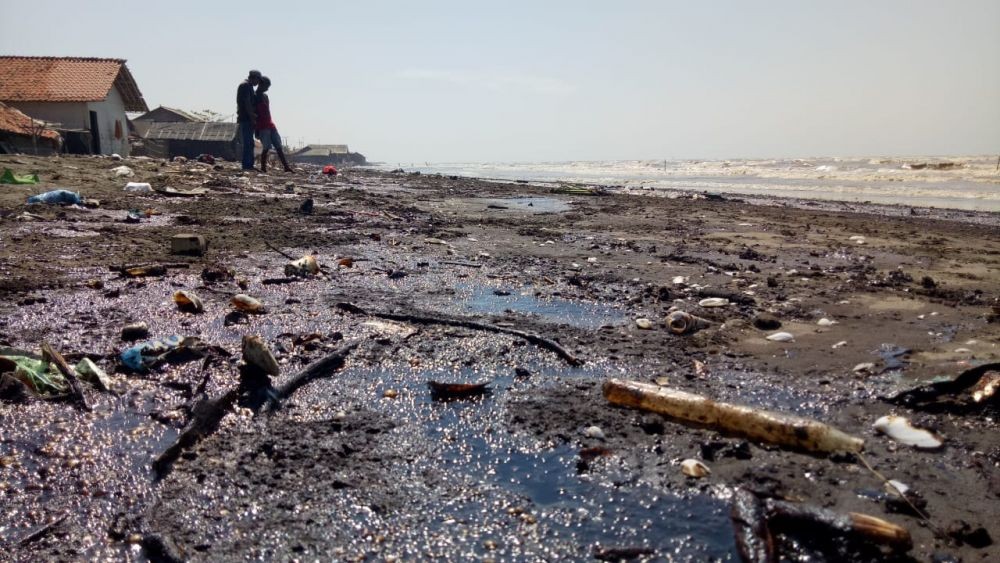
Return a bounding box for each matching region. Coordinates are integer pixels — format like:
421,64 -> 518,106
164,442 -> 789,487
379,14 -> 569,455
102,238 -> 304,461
383,389 -> 399,398
583,425 -> 605,439
231,294 -> 264,313
241,335 -> 280,376
336,257 -> 354,268
635,318 -> 653,330
853,362 -> 876,373
666,311 -> 711,335
680,459 -> 711,478
873,415 -> 942,449
284,255 -> 319,277
766,332 -> 795,342
831,340 -> 847,349
173,290 -> 204,313
817,318 -> 837,327
885,479 -> 910,496
698,297 -> 729,308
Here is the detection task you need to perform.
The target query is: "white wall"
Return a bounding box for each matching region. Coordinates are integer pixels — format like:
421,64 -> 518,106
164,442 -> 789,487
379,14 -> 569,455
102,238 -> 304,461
9,87 -> 132,155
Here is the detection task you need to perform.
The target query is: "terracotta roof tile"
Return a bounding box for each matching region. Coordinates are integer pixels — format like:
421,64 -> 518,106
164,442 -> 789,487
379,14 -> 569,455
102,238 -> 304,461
0,56 -> 148,112
0,102 -> 61,141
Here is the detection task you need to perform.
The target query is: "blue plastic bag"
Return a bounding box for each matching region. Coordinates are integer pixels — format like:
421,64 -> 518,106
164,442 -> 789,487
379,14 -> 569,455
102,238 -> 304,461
120,335 -> 186,372
26,189 -> 82,205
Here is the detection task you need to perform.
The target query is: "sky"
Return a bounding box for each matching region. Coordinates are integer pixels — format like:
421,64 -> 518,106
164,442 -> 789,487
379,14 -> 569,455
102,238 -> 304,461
1,0 -> 998,163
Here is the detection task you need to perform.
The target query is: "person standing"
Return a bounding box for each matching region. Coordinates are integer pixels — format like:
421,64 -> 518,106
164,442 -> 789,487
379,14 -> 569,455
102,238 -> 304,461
236,70 -> 262,170
254,77 -> 293,173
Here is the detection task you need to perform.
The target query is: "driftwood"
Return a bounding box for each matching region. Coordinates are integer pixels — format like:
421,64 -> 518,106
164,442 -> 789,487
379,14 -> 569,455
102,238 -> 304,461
335,302 -> 583,366
274,342 -> 359,400
152,389 -> 238,478
40,342 -> 91,411
264,241 -> 296,261
440,261 -> 483,268
886,362 -> 1000,413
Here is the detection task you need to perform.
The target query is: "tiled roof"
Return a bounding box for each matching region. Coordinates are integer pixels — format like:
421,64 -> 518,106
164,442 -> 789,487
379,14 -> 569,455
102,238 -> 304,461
144,121 -> 238,142
0,102 -> 61,140
0,56 -> 148,112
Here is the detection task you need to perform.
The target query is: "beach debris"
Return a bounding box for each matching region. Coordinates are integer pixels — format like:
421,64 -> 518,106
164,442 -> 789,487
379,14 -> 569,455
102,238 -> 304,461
121,322 -> 150,341
231,294 -> 265,313
27,189 -> 82,205
201,263 -> 235,282
603,378 -> 864,454
0,353 -> 66,395
849,235 -> 866,244
672,275 -> 687,285
817,318 -> 837,327
153,388 -> 239,478
699,297 -> 729,308
945,520 -> 993,549
764,497 -> 912,552
884,362 -> 1000,413
752,314 -> 782,331
122,264 -> 167,277
336,257 -> 354,268
241,335 -> 280,376
383,388 -> 399,399
124,182 -> 153,193
272,342 -> 359,402
853,362 -> 876,373
173,290 -> 204,313
323,165 -> 338,175
832,340 -> 847,349
336,302 -> 584,366
299,198 -> 314,214
766,332 -> 795,342
635,318 -> 653,329
873,415 -> 943,449
730,488 -> 774,563
111,165 -> 134,177
40,343 -> 91,411
1,168 -> 39,184
75,357 -> 113,392
285,255 -> 320,277
154,185 -> 210,196
428,380 -> 491,400
120,335 -> 203,372
424,237 -> 451,246
666,311 -> 711,335
592,546 -> 655,561
583,425 -> 606,439
170,234 -> 207,256
680,458 -> 711,478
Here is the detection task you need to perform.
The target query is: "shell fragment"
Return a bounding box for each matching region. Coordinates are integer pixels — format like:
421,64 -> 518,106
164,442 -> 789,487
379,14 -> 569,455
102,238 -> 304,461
680,459 -> 711,478
698,297 -> 729,308
766,332 -> 795,342
873,415 -> 942,450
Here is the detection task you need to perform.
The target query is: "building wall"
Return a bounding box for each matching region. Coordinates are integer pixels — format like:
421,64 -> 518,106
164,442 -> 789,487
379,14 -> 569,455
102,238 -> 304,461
87,86 -> 129,156
10,87 -> 130,155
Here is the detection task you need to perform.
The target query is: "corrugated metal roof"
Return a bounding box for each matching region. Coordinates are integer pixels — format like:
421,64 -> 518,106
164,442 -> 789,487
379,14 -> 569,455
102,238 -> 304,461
134,106 -> 199,122
0,102 -> 61,140
0,56 -> 148,112
144,121 -> 238,141
293,144 -> 349,156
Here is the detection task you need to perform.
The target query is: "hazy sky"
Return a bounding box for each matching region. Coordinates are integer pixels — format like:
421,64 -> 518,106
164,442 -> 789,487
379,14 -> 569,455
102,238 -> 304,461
2,0 -> 998,163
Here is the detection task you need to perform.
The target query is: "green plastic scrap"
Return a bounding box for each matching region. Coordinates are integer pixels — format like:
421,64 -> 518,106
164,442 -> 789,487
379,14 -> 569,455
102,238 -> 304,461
75,357 -> 113,391
1,168 -> 40,185
1,355 -> 67,394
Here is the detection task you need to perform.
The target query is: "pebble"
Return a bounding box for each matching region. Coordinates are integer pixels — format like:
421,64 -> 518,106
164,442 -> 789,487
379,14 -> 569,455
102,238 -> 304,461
817,318 -> 837,327
698,297 -> 729,308
680,459 -> 711,478
583,425 -> 605,439
765,332 -> 794,342
635,318 -> 653,330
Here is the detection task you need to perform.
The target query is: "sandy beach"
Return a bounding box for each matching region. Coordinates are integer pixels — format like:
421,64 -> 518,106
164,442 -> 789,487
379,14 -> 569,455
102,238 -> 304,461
1,153 -> 998,561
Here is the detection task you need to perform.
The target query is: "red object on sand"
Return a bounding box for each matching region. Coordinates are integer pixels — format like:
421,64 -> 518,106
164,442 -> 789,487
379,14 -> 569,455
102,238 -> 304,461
322,165 -> 337,176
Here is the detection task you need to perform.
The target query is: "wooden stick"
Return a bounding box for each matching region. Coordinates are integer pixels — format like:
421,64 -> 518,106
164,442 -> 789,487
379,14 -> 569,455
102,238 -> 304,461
335,302 -> 583,366
18,513 -> 68,546
40,342 -> 92,412
264,241 -> 295,260
440,261 -> 483,268
274,342 -> 360,401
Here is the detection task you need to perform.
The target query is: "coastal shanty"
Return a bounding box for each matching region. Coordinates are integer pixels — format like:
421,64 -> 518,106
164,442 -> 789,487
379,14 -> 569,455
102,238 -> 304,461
130,105 -> 199,138
0,56 -> 148,156
290,144 -> 367,166
139,121 -> 241,161
0,102 -> 62,155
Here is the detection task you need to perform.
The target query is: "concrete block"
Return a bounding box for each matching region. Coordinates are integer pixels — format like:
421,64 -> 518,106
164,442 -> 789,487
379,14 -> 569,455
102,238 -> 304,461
171,233 -> 207,256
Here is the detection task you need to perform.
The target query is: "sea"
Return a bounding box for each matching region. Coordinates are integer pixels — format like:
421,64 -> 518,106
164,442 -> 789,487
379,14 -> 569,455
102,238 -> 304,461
375,156 -> 1000,212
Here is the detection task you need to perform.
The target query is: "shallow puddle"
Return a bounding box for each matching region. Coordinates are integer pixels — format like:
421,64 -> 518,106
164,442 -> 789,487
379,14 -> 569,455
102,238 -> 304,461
477,196 -> 571,213
459,284 -> 624,328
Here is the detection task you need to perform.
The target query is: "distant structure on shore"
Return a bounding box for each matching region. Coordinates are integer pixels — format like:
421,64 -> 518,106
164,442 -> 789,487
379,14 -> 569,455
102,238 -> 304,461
290,144 -> 366,166
0,56 -> 148,156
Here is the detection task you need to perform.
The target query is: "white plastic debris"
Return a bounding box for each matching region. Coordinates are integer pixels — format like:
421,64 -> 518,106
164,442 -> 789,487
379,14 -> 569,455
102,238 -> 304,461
124,182 -> 152,193
853,362 -> 876,373
680,459 -> 711,478
832,341 -> 848,349
672,276 -> 686,285
698,297 -> 729,308
873,415 -> 943,450
111,165 -> 133,177
635,318 -> 653,330
583,425 -> 605,439
766,332 -> 795,342
817,318 -> 837,327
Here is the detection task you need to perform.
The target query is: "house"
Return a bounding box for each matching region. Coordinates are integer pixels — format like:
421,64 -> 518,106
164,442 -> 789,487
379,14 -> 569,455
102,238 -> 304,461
289,144 -> 367,166
0,102 -> 62,155
142,121 -> 241,161
131,106 -> 198,138
0,56 -> 148,156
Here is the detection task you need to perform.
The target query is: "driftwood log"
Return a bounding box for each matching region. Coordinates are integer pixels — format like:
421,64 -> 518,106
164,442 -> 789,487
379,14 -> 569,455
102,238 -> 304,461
335,302 -> 583,366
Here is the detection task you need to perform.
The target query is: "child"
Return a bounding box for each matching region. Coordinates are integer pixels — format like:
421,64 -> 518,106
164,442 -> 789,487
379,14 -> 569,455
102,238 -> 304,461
254,77 -> 293,173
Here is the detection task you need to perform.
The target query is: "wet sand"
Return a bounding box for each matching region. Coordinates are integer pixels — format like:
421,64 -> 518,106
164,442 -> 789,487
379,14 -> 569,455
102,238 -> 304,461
0,154 -> 998,561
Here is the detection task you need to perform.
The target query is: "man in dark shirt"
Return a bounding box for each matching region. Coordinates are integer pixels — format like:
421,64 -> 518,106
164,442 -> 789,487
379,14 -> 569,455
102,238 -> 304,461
236,70 -> 262,170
